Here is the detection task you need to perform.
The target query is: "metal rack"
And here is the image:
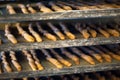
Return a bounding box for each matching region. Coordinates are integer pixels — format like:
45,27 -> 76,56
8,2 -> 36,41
0,0 -> 120,79
0,9 -> 120,23
1,37 -> 120,51
0,59 -> 120,79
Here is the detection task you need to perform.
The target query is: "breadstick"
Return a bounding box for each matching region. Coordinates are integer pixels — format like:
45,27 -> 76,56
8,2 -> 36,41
40,49 -> 63,69
75,23 -> 90,39
69,1 -> 99,9
59,23 -> 75,39
88,23 -> 110,38
57,1 -> 90,10
71,48 -> 95,65
28,24 -> 42,42
101,23 -> 119,37
50,49 -> 72,67
97,4 -> 115,9
106,28 -> 119,37
90,46 -> 112,62
18,4 -> 29,14
5,24 -> 17,44
30,50 -> 44,70
49,2 -> 65,12
47,22 -> 65,40
1,51 -> 12,72
36,2 -> 53,13
16,23 -> 35,42
27,4 -> 37,14
87,27 -> 97,38
36,23 -> 57,41
6,5 -> 16,14
97,46 -> 120,61
22,50 -> 37,71
80,47 -> 103,63
60,48 -> 80,65
56,3 -> 72,10
9,51 -> 22,71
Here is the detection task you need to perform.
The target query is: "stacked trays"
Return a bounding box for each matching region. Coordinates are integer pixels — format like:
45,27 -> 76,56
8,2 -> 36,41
0,0 -> 120,79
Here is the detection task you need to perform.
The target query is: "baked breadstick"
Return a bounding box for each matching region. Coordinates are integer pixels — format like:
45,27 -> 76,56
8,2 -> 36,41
111,4 -> 120,8
46,57 -> 63,68
49,2 -> 65,12
22,50 -> 37,71
18,4 -> 29,14
1,51 -> 12,72
36,23 -> 57,41
16,23 -> 35,42
30,50 -> 44,70
87,27 -> 97,38
98,28 -> 110,38
80,47 -> 103,63
60,48 -> 80,65
90,47 -> 112,62
75,23 -> 90,39
106,28 -> 119,37
40,49 -> 63,69
57,1 -> 90,10
6,5 -> 16,14
101,24 -> 120,37
56,3 -> 72,10
98,46 -> 120,61
71,48 -> 95,65
97,4 -> 115,9
10,51 -> 22,71
5,24 -> 17,44
27,4 -> 37,14
36,2 -> 53,13
50,49 -> 72,67
47,22 -> 65,40
109,23 -> 120,32
28,24 -> 42,42
59,23 -> 75,39
88,23 -> 110,38
72,1 -> 100,9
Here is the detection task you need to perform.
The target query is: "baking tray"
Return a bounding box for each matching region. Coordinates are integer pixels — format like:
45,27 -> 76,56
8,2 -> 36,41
0,8 -> 120,23
0,36 -> 120,51
0,22 -> 120,51
0,58 -> 119,79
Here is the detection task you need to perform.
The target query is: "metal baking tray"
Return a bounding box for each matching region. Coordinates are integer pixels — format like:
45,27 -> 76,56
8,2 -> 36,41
0,58 -> 119,79
0,36 -> 120,51
0,8 -> 120,23
0,18 -> 120,51
0,24 -> 120,51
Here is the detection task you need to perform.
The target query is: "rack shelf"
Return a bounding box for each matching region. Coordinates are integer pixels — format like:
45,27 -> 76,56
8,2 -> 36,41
0,8 -> 120,23
0,36 -> 120,51
0,59 -> 119,79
